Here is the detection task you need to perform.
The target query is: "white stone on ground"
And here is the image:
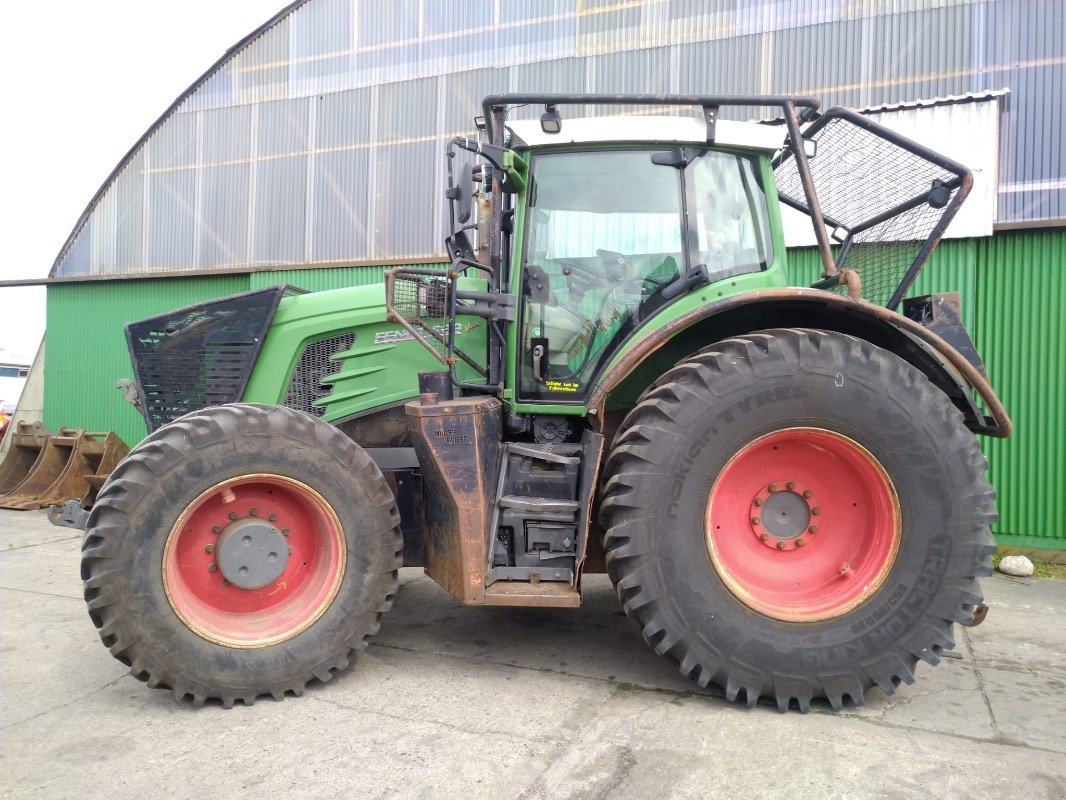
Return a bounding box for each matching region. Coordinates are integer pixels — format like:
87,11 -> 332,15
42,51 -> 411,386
998,555 -> 1035,577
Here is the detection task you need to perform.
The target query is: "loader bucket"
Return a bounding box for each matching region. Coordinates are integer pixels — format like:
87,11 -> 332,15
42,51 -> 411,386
0,428 -> 129,511
0,421 -> 54,496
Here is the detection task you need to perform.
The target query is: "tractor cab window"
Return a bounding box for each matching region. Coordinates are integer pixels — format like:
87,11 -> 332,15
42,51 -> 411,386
690,153 -> 774,283
518,147 -> 772,402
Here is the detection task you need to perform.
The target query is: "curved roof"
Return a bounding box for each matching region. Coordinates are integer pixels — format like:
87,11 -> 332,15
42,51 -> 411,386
50,0 -> 1064,280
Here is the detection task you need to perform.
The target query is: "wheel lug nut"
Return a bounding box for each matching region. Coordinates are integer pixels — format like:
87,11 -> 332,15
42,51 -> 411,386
288,547 -> 293,555
208,564 -> 218,572
212,525 -> 222,534
767,484 -> 776,493
786,481 -> 795,490
795,538 -> 805,547
839,562 -> 851,576
282,528 -> 290,537
759,533 -> 768,542
808,525 -> 818,534
753,498 -> 762,507
803,490 -> 812,499
811,507 -> 821,516
228,511 -> 238,521
205,544 -> 214,553
776,541 -> 785,550
268,513 -> 278,522
250,507 -> 259,517
751,517 -> 760,525
223,579 -> 231,586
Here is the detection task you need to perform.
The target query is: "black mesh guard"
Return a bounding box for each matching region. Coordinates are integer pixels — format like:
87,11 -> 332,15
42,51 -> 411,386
125,285 -> 302,432
389,270 -> 452,362
774,107 -> 971,309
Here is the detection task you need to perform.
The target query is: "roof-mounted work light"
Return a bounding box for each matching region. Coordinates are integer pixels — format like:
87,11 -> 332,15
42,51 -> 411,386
540,104 -> 562,134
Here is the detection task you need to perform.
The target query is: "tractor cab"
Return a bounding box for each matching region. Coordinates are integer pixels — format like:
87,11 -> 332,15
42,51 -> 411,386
504,117 -> 783,403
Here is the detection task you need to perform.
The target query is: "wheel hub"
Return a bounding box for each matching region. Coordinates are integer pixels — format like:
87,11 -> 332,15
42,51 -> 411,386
215,518 -> 289,589
750,482 -> 817,551
706,428 -> 901,622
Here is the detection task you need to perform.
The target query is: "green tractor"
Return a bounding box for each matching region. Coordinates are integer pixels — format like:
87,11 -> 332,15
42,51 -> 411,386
81,94 -> 1010,711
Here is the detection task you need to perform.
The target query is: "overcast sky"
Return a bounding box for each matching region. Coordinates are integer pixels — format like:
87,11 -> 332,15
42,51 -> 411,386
0,1 -> 285,361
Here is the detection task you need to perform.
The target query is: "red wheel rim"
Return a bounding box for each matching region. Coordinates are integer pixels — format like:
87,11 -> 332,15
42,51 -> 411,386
163,474 -> 345,647
705,428 -> 900,622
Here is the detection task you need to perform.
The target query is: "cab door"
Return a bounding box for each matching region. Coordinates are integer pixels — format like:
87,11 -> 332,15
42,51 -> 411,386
515,146 -> 775,403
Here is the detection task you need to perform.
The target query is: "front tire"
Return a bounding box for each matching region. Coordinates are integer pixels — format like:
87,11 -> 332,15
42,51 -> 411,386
600,329 -> 996,711
81,404 -> 402,706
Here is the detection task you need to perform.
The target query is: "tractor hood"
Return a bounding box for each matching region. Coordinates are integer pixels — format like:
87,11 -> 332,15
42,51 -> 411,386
123,282 -> 485,435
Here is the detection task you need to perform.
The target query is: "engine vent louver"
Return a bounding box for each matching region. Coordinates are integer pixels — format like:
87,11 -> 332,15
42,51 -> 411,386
284,333 -> 356,416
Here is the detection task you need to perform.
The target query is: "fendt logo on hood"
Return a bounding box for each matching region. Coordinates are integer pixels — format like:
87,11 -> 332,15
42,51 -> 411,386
372,321 -> 481,345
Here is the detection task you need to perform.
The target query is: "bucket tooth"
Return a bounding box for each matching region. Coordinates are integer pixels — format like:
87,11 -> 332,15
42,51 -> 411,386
0,428 -> 129,510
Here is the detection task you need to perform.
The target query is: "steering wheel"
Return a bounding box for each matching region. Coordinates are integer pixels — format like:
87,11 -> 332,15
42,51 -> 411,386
595,249 -> 632,281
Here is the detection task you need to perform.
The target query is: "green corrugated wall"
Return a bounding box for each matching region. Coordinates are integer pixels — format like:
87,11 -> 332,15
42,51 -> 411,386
43,236 -> 1064,547
45,275 -> 251,446
249,265 -> 387,292
973,230 -> 1065,550
785,240 -> 978,329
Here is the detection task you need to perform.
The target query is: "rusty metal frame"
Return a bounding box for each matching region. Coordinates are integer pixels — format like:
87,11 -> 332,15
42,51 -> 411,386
586,288 -> 1012,438
773,107 -> 974,309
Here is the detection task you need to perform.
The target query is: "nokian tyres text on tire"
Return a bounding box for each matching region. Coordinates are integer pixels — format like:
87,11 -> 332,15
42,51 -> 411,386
600,328 -> 996,712
80,403 -> 402,707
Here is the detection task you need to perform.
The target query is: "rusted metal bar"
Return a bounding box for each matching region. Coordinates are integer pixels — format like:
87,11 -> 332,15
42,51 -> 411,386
960,603 -> 989,627
782,101 -> 837,278
885,170 -> 973,311
811,269 -> 862,301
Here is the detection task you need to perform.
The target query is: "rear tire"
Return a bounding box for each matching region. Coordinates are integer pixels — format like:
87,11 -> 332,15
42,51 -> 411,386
81,404 -> 402,706
600,329 -> 996,711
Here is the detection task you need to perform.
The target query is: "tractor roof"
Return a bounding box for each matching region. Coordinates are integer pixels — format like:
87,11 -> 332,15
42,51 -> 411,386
506,115 -> 785,151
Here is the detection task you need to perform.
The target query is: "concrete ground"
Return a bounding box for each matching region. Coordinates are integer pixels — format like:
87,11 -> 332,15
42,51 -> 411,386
1,508 -> 1064,800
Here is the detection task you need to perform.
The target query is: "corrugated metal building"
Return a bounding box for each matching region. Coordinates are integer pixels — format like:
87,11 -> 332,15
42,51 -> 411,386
33,0 -> 1066,549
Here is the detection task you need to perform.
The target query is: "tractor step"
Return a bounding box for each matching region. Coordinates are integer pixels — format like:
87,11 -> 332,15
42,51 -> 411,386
405,389 -> 602,606
498,494 -> 580,516
483,580 -> 580,608
487,435 -> 603,591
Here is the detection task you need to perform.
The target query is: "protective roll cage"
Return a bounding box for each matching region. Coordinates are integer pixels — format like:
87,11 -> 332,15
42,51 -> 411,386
384,93 -> 973,394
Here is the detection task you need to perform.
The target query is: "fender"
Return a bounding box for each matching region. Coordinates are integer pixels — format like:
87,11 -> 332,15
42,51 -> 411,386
588,288 -> 1011,438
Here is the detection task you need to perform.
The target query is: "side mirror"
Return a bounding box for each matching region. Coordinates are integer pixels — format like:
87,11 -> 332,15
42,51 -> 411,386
445,163 -> 475,225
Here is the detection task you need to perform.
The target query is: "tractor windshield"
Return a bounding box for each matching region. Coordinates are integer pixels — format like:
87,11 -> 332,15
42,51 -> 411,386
518,147 -> 773,401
